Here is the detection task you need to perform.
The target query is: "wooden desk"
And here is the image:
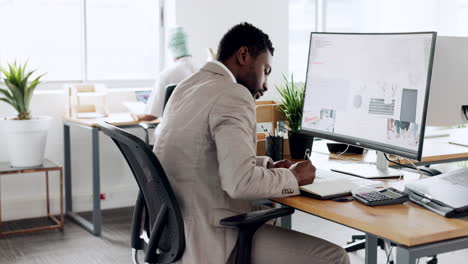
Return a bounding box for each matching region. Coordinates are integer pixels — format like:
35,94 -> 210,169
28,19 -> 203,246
63,114 -> 160,236
63,113 -> 151,127
416,130 -> 468,165
274,141 -> 468,264
311,130 -> 468,166
274,194 -> 468,246
274,194 -> 468,264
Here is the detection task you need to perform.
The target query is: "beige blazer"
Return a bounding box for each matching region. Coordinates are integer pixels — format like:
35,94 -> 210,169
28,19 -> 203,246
153,61 -> 300,264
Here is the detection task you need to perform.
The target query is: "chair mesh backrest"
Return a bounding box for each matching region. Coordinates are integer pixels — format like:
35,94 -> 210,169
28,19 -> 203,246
163,84 -> 177,112
100,122 -> 185,263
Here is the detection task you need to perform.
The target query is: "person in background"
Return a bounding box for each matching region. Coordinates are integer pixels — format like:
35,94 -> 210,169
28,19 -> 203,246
138,26 -> 199,121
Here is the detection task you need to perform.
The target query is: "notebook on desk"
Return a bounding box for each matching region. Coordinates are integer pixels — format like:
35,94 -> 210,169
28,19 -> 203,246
300,178 -> 359,199
300,168 -> 384,199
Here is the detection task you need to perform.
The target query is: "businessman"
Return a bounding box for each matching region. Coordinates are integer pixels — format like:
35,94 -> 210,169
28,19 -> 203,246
153,22 -> 349,264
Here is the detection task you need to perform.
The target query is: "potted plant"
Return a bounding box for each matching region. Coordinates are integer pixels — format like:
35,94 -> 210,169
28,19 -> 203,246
0,61 -> 50,167
276,74 -> 314,159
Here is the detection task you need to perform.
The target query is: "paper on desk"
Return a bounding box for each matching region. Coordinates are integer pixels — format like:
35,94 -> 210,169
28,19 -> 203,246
123,101 -> 146,115
76,112 -> 105,119
104,113 -> 136,123
449,128 -> 468,147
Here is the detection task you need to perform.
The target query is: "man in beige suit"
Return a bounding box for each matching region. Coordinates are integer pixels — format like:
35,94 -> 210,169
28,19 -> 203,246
154,22 -> 350,264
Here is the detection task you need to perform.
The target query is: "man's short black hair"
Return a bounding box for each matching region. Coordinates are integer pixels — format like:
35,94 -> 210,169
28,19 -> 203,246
217,22 -> 274,62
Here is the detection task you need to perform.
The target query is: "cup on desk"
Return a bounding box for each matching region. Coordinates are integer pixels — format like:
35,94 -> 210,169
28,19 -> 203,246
266,136 -> 284,161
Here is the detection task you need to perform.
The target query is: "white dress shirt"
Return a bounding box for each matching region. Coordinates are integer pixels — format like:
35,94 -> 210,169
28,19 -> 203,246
145,56 -> 199,117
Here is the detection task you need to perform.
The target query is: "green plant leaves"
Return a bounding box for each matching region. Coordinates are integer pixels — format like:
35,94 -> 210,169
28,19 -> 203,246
276,73 -> 305,133
5,79 -> 25,111
0,61 -> 46,119
24,73 -> 45,109
0,88 -> 14,101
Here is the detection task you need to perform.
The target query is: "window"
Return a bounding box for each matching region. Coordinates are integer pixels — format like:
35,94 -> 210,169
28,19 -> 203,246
325,0 -> 468,35
289,0 -> 468,81
86,0 -> 159,81
0,0 -> 162,88
289,0 -> 317,82
0,0 -> 82,81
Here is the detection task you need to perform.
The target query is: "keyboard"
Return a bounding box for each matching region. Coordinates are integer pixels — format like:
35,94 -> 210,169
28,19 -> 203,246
368,98 -> 395,115
315,168 -> 384,188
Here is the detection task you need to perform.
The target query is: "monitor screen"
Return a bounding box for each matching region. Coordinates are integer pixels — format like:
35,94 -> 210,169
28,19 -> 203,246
301,32 -> 436,160
135,90 -> 151,104
427,36 -> 468,126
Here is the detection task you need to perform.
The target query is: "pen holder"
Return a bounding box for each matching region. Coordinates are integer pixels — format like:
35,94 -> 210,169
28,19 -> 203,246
266,136 -> 284,162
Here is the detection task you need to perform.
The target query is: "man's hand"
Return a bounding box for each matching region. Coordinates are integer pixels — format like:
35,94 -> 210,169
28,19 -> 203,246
272,159 -> 295,169
289,160 -> 316,186
136,114 -> 157,121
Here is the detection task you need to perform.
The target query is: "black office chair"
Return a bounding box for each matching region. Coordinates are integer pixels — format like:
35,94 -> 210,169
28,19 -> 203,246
162,84 -> 177,113
100,122 -> 294,264
139,84 -> 178,146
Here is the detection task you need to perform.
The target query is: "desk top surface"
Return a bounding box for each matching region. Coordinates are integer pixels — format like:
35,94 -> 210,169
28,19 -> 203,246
312,130 -> 468,165
273,192 -> 468,247
63,113 -> 160,127
419,131 -> 468,163
275,144 -> 468,247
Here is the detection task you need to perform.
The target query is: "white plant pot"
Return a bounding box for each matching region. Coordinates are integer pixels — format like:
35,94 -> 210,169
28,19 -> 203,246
2,116 -> 52,167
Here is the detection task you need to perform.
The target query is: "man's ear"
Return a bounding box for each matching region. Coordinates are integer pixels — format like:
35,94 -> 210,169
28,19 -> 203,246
236,46 -> 251,66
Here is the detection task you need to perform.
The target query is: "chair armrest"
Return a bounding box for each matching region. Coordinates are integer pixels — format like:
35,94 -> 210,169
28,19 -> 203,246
221,207 -> 294,264
220,207 -> 294,228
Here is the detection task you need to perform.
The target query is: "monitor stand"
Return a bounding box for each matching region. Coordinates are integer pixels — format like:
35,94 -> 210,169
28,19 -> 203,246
330,151 -> 404,179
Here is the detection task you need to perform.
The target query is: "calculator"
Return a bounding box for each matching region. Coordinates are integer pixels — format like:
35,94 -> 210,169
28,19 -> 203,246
353,187 -> 409,206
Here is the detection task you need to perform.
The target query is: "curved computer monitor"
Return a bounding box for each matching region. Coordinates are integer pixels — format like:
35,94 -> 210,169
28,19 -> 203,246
300,32 -> 437,161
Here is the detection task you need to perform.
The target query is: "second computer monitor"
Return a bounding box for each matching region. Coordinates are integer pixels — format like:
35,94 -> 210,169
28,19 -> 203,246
426,36 -> 468,127
301,32 -> 436,161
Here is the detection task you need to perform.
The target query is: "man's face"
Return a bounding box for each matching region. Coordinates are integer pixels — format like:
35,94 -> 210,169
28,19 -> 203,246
237,51 -> 272,100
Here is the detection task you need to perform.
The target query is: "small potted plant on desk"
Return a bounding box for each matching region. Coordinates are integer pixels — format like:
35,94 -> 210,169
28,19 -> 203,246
276,74 -> 314,159
0,61 -> 50,167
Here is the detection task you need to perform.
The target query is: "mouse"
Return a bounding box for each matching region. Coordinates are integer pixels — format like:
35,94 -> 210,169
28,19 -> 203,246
331,196 -> 354,202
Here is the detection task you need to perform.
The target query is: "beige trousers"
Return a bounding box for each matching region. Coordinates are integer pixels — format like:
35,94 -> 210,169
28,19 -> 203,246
251,224 -> 350,264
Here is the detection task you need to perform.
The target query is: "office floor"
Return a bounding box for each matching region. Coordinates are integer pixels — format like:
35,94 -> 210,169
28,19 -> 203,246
1,207 -> 467,264
0,208 -> 133,264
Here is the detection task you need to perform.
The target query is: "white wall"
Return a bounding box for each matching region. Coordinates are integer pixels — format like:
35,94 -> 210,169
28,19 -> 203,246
0,0 -> 290,221
172,0 -> 289,100
0,90 -> 143,221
